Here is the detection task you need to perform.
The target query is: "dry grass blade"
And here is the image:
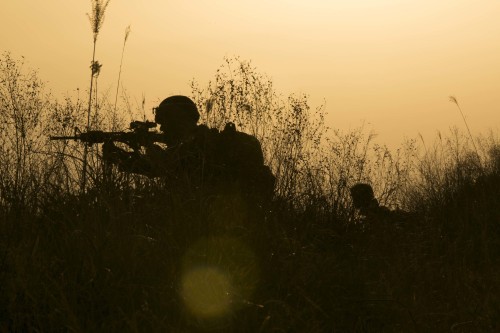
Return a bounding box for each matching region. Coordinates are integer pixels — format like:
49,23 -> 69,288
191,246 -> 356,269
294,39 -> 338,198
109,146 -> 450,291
114,25 -> 131,112
449,95 -> 480,164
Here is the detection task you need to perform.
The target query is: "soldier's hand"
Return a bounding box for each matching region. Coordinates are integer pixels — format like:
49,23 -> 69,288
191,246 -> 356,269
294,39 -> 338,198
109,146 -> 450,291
102,141 -> 123,162
145,143 -> 164,155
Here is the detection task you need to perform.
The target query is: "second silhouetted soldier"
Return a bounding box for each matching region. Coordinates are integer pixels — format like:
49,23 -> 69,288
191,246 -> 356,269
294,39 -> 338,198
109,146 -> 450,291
350,183 -> 391,225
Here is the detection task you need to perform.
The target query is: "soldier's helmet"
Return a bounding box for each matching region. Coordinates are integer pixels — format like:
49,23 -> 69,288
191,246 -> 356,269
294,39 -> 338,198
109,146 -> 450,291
154,95 -> 200,125
350,183 -> 376,210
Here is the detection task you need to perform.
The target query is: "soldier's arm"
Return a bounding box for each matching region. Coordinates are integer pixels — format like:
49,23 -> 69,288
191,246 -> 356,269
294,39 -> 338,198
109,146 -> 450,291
102,141 -> 155,176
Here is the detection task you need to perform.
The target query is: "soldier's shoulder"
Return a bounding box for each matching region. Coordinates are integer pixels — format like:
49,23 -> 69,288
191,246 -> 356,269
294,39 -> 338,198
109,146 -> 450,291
390,209 -> 416,223
194,124 -> 219,139
223,123 -> 260,144
196,124 -> 218,133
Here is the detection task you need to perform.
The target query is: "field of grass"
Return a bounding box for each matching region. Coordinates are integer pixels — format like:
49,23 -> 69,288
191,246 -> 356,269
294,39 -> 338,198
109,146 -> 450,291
1,50 -> 499,332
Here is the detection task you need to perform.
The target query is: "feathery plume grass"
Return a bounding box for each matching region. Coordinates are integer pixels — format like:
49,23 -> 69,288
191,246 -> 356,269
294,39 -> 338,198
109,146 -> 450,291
87,0 -> 111,43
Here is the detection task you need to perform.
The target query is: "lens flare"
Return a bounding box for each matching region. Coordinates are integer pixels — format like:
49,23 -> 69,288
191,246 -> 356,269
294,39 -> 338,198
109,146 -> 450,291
179,237 -> 259,320
181,266 -> 233,318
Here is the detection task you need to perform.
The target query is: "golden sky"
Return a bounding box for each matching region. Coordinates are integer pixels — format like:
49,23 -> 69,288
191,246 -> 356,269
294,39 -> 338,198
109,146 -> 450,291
1,0 -> 499,146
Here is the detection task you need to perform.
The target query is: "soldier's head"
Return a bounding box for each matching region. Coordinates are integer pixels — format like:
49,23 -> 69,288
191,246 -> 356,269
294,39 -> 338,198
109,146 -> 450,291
350,183 -> 377,212
154,95 -> 199,144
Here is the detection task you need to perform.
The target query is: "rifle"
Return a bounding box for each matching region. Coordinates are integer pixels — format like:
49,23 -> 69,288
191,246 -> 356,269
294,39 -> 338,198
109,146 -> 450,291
50,121 -> 165,151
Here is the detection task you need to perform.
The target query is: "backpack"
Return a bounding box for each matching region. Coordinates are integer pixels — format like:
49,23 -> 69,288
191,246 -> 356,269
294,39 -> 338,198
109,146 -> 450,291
217,122 -> 275,199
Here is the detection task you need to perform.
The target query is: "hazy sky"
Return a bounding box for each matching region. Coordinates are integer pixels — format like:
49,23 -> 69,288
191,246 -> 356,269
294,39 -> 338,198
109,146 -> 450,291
1,0 -> 499,146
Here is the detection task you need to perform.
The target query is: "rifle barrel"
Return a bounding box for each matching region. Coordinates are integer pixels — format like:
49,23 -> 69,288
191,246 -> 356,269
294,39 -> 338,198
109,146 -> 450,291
49,132 -> 165,144
50,136 -> 78,140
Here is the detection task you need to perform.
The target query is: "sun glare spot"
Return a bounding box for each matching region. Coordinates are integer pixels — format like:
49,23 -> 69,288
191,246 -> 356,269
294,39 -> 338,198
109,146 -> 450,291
181,266 -> 233,318
179,236 -> 260,320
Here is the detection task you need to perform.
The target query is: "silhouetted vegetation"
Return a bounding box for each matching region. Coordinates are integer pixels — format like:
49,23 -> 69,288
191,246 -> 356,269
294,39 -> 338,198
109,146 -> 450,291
1,52 -> 499,332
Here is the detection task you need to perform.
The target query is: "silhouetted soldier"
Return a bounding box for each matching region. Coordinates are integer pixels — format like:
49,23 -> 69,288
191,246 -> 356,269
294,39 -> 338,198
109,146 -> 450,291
102,95 -> 275,210
350,183 -> 392,227
350,183 -> 415,230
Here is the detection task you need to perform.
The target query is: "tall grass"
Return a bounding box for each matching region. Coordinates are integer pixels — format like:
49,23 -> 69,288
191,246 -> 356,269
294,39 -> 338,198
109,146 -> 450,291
449,95 -> 480,159
82,0 -> 111,192
0,52 -> 499,332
